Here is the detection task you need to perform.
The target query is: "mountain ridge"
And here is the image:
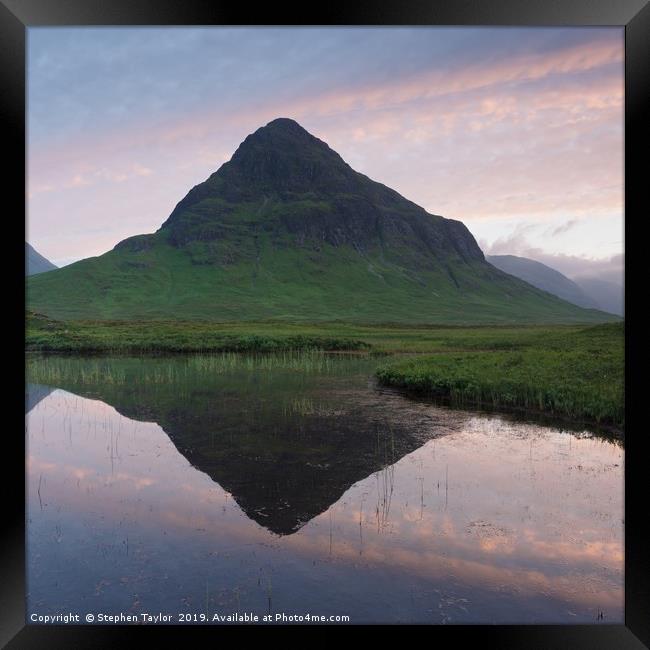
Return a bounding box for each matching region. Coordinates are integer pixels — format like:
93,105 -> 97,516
486,254 -> 599,311
149,117 -> 484,270
27,118 -> 617,324
487,254 -> 623,316
26,242 -> 57,276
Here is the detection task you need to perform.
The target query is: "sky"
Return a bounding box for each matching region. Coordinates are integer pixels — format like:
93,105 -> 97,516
27,27 -> 624,281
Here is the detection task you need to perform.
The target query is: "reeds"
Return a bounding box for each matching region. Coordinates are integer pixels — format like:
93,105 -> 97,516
376,323 -> 624,431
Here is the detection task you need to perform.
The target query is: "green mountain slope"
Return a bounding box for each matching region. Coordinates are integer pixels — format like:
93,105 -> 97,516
27,118 -> 617,324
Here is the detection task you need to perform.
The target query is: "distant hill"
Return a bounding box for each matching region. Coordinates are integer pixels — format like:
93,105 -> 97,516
573,277 -> 624,317
26,242 -> 57,276
486,254 -> 599,310
27,118 -> 616,324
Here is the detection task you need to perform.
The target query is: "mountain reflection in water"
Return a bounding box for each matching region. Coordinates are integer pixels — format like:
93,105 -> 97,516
26,353 -> 623,623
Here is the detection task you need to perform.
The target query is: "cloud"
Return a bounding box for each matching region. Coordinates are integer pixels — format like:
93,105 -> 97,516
550,219 -> 580,237
94,163 -> 154,183
65,174 -> 90,188
480,223 -> 538,255
28,163 -> 155,200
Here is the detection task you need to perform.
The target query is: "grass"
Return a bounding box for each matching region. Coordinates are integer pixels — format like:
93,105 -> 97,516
27,350 -> 354,387
26,313 -> 624,432
376,322 -> 624,431
26,310 -> 611,354
26,312 -> 371,353
26,232 -> 618,325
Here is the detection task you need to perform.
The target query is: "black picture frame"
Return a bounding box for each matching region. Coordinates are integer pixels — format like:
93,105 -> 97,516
3,1 -> 648,647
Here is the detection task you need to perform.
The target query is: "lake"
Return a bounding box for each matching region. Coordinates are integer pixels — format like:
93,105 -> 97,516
25,353 -> 623,624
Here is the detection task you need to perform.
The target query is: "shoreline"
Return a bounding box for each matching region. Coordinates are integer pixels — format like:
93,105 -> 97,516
375,382 -> 624,441
26,315 -> 623,435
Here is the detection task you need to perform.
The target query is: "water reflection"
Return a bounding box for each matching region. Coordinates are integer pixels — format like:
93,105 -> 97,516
26,354 -> 623,623
25,383 -> 53,414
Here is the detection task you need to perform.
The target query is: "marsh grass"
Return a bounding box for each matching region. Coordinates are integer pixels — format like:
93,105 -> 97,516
376,323 -> 624,430
26,312 -> 371,354
26,311 -> 616,355
26,349 -> 350,385
26,314 -> 623,431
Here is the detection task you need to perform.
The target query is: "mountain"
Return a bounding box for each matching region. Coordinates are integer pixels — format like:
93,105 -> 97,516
26,242 -> 57,276
26,118 -> 616,324
573,277 -> 624,317
486,254 -> 599,310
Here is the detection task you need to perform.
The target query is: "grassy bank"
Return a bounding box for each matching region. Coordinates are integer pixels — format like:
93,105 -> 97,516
376,322 -> 624,431
26,311 -> 606,354
26,312 -> 624,431
26,312 -> 371,353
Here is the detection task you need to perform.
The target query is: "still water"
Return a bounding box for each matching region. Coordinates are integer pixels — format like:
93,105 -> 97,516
26,353 -> 623,624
